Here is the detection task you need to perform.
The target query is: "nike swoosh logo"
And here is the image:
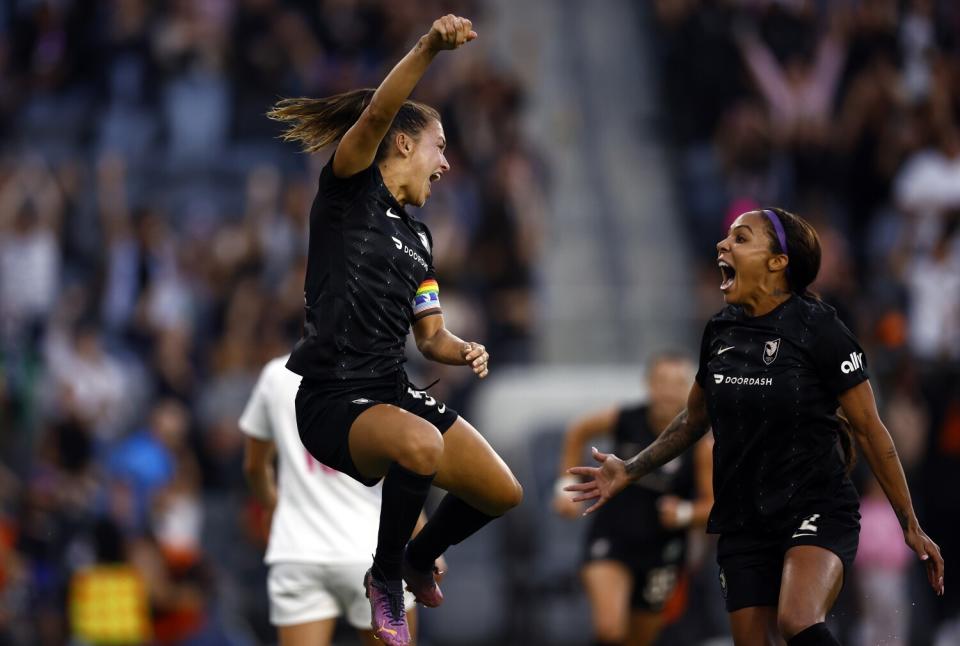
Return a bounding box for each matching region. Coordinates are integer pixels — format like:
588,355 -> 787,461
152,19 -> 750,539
386,208 -> 401,219
791,532 -> 817,538
718,346 -> 735,355
377,622 -> 398,637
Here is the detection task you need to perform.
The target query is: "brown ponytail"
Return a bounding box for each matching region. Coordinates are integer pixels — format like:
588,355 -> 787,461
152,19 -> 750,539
836,408 -> 857,475
267,89 -> 440,160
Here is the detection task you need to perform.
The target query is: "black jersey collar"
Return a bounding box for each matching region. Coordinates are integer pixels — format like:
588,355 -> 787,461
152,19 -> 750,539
733,294 -> 795,322
372,164 -> 411,219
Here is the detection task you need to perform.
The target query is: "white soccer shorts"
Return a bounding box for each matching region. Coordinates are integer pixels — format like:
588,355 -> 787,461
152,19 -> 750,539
268,562 -> 415,628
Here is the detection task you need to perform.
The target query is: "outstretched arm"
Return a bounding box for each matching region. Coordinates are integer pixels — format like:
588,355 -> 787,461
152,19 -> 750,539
839,380 -> 944,595
553,409 -> 618,518
625,383 -> 710,479
413,313 -> 489,378
566,382 -> 710,515
333,15 -> 476,177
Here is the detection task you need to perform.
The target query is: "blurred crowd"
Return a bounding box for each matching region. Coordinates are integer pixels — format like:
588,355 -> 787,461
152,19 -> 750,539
0,0 -> 546,644
653,0 -> 960,643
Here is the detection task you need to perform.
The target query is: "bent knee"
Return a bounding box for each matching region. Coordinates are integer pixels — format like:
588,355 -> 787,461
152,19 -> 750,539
777,611 -> 822,641
489,475 -> 523,516
396,424 -> 444,474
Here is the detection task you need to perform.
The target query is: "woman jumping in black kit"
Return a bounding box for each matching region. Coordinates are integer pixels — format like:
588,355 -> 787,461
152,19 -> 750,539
268,15 -> 522,646
566,208 -> 943,646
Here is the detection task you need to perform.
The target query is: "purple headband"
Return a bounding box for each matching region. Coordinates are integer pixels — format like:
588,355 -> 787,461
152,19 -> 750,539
763,209 -> 788,256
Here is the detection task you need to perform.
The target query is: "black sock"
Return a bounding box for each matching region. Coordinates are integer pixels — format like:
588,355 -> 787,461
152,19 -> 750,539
405,494 -> 498,571
787,622 -> 841,646
373,463 -> 435,582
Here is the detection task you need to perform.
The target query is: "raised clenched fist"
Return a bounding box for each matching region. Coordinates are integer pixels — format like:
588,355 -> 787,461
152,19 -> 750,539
425,15 -> 477,51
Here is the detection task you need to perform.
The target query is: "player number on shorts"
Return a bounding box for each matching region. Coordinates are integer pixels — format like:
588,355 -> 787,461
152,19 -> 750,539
407,388 -> 436,407
642,566 -> 678,605
797,514 -> 820,534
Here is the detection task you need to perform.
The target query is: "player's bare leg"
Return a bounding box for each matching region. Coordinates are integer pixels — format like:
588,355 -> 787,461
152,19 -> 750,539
581,560 -> 632,643
626,610 -> 663,646
729,606 -> 784,646
777,546 -> 843,643
278,619 -> 336,646
431,418 -> 522,515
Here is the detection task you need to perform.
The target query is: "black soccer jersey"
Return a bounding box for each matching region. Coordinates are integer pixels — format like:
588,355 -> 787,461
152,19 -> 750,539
286,157 -> 442,380
695,295 -> 868,534
589,404 -> 695,544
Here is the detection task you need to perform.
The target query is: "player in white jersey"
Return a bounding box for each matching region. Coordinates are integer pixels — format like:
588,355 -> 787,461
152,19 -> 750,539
240,355 -> 424,645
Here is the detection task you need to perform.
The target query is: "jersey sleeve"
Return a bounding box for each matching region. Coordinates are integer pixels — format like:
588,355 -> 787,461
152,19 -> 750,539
413,266 -> 442,320
317,152 -> 376,207
810,313 -> 869,396
694,320 -> 713,388
239,368 -> 274,441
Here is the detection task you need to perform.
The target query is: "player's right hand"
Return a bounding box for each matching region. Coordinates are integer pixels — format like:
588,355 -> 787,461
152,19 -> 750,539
565,447 -> 630,515
425,15 -> 477,52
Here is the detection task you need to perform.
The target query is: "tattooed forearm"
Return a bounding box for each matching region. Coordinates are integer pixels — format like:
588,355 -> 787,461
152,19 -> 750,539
624,409 -> 708,480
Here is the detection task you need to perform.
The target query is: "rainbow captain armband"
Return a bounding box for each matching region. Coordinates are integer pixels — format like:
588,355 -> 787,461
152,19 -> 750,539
413,279 -> 441,319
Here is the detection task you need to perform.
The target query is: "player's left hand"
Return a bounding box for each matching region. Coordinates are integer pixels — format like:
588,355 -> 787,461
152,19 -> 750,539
905,526 -> 944,596
463,342 -> 489,379
657,495 -> 692,530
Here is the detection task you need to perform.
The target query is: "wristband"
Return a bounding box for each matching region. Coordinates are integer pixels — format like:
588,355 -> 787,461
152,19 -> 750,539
674,500 -> 694,528
554,475 -> 578,498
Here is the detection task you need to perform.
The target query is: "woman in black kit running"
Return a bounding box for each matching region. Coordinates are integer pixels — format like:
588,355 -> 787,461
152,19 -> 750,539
566,208 -> 944,646
267,15 -> 522,646
554,353 -> 714,646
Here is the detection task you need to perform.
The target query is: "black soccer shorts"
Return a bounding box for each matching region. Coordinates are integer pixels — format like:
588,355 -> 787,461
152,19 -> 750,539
583,533 -> 687,612
716,506 -> 860,612
296,372 -> 459,486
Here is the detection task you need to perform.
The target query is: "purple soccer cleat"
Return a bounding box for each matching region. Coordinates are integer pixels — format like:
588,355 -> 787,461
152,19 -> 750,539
364,569 -> 410,646
402,549 -> 444,608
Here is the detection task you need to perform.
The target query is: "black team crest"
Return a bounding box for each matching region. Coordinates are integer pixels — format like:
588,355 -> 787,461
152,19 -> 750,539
763,338 -> 781,365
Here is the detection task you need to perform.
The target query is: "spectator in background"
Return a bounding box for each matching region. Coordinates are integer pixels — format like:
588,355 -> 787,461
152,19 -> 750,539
0,158 -> 62,349
105,399 -> 191,534
68,518 -> 152,646
43,322 -> 132,442
897,211 -> 960,363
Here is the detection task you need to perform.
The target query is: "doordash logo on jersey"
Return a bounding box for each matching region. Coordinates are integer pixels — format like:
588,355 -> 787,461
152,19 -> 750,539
713,374 -> 773,386
391,236 -> 429,271
840,352 -> 864,374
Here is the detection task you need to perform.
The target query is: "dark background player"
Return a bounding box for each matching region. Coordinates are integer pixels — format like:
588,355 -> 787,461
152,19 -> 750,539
553,353 -> 714,646
267,14 -> 522,646
567,208 -> 944,646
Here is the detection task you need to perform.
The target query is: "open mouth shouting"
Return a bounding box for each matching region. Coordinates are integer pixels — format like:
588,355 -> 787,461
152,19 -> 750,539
719,259 -> 736,292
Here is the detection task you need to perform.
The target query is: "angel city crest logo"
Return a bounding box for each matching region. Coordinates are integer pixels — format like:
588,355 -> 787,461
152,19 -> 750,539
763,338 -> 781,365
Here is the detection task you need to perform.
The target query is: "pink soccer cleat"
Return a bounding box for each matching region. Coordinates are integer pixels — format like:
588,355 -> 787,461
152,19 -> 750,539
402,550 -> 444,608
364,569 -> 410,646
